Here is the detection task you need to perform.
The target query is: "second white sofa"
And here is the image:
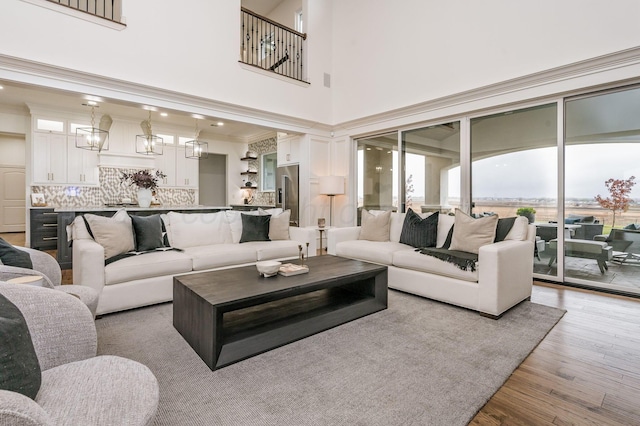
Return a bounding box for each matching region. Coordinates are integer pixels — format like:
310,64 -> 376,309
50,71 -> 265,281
328,210 -> 535,318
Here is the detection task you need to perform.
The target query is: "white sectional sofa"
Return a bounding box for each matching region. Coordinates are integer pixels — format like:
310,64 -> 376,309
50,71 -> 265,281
71,209 -> 316,315
327,211 -> 535,318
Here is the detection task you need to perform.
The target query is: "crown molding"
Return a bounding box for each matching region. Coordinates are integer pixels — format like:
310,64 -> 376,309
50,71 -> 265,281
0,54 -> 328,136
334,46 -> 640,134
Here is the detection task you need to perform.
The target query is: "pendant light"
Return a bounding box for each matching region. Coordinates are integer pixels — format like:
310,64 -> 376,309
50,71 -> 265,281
76,103 -> 109,152
185,118 -> 208,159
136,110 -> 163,155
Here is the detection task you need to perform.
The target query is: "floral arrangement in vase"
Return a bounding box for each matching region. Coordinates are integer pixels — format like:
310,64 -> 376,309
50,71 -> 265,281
120,169 -> 166,208
120,169 -> 166,190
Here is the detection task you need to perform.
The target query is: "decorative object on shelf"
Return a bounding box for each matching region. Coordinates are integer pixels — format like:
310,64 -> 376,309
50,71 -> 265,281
137,188 -> 153,208
319,175 -> 345,226
245,150 -> 257,159
30,193 -> 46,207
136,110 -> 163,155
245,181 -> 253,187
185,119 -> 208,159
318,218 -> 326,228
248,166 -> 258,173
242,188 -> 253,204
75,103 -> 110,152
256,260 -> 281,277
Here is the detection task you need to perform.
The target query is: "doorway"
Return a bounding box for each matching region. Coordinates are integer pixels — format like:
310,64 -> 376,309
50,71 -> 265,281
198,154 -> 227,206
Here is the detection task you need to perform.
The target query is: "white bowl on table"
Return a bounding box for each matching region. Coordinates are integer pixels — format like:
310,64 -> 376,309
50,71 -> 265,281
256,261 -> 282,277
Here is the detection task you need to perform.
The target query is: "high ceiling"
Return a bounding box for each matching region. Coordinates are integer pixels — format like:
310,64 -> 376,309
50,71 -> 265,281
0,80 -> 277,143
241,0 -> 285,16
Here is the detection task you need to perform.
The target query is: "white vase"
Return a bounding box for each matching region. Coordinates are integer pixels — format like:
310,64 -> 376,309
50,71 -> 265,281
137,188 -> 152,208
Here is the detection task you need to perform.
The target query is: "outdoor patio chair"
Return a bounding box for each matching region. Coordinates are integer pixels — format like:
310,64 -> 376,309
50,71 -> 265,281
594,227 -> 640,265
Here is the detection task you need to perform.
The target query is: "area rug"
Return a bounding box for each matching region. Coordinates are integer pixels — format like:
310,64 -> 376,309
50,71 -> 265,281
96,290 -> 564,426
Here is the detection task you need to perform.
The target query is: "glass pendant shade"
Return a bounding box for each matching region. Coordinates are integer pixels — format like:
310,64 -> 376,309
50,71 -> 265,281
185,139 -> 208,159
76,127 -> 109,152
136,134 -> 164,155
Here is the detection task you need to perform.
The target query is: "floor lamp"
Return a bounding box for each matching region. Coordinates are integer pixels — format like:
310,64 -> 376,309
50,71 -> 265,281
319,176 -> 345,226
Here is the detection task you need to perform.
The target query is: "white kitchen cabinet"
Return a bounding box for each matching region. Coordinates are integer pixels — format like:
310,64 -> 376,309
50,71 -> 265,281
32,132 -> 67,184
277,136 -> 300,165
155,145 -> 177,187
66,139 -> 99,185
176,146 -> 199,188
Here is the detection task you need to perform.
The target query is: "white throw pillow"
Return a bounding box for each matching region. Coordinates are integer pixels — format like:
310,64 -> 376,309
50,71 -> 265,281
449,209 -> 498,254
359,209 -> 391,242
504,215 -> 529,241
167,211 -> 232,248
259,208 -> 291,240
436,214 -> 455,248
83,209 -> 135,259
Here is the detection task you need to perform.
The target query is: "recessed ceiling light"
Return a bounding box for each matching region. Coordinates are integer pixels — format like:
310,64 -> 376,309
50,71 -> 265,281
84,95 -> 103,103
160,112 -> 168,117
87,100 -> 98,106
142,105 -> 157,112
0,85 -> 4,90
191,114 -> 204,120
217,121 -> 224,126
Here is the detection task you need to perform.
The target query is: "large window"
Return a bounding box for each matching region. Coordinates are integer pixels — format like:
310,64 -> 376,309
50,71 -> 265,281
356,133 -> 398,224
401,122 -> 461,214
564,86 -> 640,291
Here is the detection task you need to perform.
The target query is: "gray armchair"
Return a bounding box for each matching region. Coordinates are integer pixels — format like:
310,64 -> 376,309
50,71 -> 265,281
0,282 -> 159,425
0,246 -> 99,317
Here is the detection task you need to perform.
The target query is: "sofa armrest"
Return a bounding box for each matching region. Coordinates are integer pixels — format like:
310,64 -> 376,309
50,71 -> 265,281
0,283 -> 97,371
72,239 -> 105,295
327,227 -> 361,255
0,389 -> 52,425
477,240 -> 534,317
15,247 -> 62,286
289,227 -> 317,257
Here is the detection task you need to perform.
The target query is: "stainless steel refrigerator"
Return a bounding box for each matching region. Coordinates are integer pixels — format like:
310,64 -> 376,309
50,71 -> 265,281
276,165 -> 299,226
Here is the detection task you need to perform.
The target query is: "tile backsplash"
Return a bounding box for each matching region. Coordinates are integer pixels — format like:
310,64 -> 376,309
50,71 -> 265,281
32,167 -> 195,207
247,137 -> 277,206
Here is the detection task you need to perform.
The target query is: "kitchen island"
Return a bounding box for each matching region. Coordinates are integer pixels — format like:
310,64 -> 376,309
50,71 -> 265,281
53,205 -> 230,269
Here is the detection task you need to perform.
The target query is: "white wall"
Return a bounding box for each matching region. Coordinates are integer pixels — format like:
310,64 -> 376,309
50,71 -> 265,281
1,0 -> 333,124
0,134 -> 26,166
331,0 -> 640,124
267,0 -> 301,30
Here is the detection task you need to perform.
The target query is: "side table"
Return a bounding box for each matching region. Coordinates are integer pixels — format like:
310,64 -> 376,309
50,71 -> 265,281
7,275 -> 45,286
317,227 -> 331,255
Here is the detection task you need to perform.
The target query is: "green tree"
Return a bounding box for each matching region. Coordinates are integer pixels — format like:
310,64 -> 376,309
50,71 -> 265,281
595,176 -> 636,228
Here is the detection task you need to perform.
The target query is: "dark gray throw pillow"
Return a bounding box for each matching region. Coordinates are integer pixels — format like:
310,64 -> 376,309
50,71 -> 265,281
0,238 -> 33,269
399,210 -> 439,248
240,214 -> 271,243
0,292 -> 42,400
131,215 -> 164,252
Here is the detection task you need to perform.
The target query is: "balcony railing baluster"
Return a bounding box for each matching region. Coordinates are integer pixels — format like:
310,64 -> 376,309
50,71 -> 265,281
240,7 -> 307,83
45,0 -> 121,22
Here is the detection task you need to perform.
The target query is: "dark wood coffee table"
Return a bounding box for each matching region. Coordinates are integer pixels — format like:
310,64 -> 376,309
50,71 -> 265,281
173,255 -> 387,370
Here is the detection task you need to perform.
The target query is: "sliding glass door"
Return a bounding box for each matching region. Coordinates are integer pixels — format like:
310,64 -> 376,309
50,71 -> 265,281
564,86 -> 640,294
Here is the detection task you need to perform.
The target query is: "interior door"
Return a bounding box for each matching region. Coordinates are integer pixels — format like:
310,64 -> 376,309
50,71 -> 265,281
0,167 -> 26,232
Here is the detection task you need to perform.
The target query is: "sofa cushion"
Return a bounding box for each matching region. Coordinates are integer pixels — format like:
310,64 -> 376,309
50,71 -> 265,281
0,292 -> 41,400
392,249 -> 478,282
449,209 -> 498,254
240,214 -> 271,243
359,209 -> 391,242
503,216 -> 529,241
166,211 -> 232,248
336,240 -> 411,265
0,237 -> 33,269
83,210 -> 135,260
399,210 -> 438,248
130,214 -> 164,252
67,215 -> 93,241
185,244 -> 257,270
105,250 -> 192,285
246,240 -> 302,261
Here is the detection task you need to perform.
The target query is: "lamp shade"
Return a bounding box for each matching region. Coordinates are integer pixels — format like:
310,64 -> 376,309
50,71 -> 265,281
319,176 -> 345,195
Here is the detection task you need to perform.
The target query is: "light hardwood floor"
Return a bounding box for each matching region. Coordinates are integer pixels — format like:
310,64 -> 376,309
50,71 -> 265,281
2,232 -> 639,424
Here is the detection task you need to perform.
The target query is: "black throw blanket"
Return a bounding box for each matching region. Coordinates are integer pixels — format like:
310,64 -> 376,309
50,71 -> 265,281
416,247 -> 479,272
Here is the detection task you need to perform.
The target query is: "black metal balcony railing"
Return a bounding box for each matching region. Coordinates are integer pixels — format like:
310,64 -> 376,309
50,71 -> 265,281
46,0 -> 122,23
240,7 -> 308,83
